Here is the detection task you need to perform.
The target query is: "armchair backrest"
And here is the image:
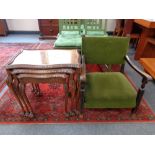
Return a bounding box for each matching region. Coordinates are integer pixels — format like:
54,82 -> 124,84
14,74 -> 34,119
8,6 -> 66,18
59,19 -> 81,34
82,36 -> 130,64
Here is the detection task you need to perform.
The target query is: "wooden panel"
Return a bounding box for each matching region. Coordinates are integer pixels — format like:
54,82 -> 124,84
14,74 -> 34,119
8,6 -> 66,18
40,26 -> 53,35
51,26 -> 59,35
0,19 -> 8,36
141,38 -> 155,58
140,58 -> 155,79
50,19 -> 58,25
134,20 -> 155,60
38,19 -> 59,39
39,19 -> 51,26
134,19 -> 155,29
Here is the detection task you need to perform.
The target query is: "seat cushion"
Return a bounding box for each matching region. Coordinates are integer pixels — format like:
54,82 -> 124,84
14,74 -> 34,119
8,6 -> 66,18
54,34 -> 82,48
86,31 -> 108,36
85,72 -> 137,108
61,31 -> 80,37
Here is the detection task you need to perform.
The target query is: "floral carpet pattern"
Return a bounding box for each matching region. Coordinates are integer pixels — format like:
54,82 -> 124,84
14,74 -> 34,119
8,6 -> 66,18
0,43 -> 155,123
0,82 -> 155,123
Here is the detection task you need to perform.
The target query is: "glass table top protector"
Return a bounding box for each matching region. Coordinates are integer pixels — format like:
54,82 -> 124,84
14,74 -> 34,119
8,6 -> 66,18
11,49 -> 80,66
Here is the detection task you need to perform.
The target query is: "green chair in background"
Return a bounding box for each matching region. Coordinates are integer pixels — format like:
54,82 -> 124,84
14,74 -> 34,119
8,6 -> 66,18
54,19 -> 108,49
80,36 -> 152,113
59,19 -> 82,34
54,19 -> 82,49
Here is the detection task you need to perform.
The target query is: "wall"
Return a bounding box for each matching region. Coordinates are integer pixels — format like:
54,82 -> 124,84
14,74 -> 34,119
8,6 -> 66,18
6,19 -> 116,32
106,19 -> 116,31
6,19 -> 39,31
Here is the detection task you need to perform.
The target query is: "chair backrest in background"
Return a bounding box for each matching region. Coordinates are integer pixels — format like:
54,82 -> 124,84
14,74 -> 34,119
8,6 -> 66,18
83,19 -> 107,34
59,19 -> 81,34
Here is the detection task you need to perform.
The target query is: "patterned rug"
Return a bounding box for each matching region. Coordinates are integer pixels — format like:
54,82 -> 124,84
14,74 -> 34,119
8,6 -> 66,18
0,67 -> 155,123
0,43 -> 155,123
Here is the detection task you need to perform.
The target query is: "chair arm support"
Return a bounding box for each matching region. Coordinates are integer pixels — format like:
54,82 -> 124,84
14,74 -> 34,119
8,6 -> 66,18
77,49 -> 82,55
79,55 -> 86,113
125,55 -> 152,81
80,55 -> 86,83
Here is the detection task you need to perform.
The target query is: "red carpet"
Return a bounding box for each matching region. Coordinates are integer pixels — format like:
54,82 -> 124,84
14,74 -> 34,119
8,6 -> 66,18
0,78 -> 155,123
0,43 -> 155,123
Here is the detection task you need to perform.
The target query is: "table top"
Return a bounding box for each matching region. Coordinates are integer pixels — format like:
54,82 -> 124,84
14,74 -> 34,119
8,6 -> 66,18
134,19 -> 155,29
7,49 -> 81,69
140,58 -> 155,79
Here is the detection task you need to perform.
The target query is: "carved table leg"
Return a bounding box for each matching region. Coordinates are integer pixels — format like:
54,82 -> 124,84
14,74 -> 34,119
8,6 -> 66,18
75,73 -> 81,115
6,76 -> 26,115
20,83 -> 34,117
18,82 -> 31,116
64,83 -> 69,117
32,83 -> 41,96
70,77 -> 77,116
35,84 -> 41,96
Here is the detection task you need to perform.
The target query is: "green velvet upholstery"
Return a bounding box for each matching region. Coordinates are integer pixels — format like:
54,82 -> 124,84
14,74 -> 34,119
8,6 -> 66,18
54,34 -> 82,48
86,31 -> 108,36
54,19 -> 82,48
85,72 -> 137,108
61,31 -> 81,36
82,36 -> 130,64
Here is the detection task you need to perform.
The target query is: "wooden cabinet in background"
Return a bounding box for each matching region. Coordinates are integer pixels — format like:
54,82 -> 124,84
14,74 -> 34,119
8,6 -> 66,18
38,19 -> 59,39
0,19 -> 8,36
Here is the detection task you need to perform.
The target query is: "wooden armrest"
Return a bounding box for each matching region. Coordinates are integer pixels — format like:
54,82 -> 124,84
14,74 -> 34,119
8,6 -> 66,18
80,55 -> 86,83
125,55 -> 152,81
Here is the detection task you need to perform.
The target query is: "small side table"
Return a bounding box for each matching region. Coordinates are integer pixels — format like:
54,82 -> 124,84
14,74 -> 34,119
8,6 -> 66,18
6,49 -> 81,117
140,58 -> 155,79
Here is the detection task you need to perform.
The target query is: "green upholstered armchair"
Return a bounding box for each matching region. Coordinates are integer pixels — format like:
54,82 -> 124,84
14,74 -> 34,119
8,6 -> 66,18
80,36 -> 152,113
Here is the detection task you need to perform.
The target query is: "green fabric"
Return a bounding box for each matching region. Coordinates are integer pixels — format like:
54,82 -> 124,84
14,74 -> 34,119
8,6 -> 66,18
84,19 -> 103,30
82,36 -> 130,64
80,24 -> 85,35
86,31 -> 108,36
61,31 -> 80,36
87,31 -> 106,35
85,72 -> 137,108
59,19 -> 81,33
54,34 -> 82,48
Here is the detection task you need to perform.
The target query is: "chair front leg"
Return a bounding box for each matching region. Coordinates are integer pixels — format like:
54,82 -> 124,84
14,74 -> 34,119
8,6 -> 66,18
132,77 -> 148,113
80,81 -> 86,114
